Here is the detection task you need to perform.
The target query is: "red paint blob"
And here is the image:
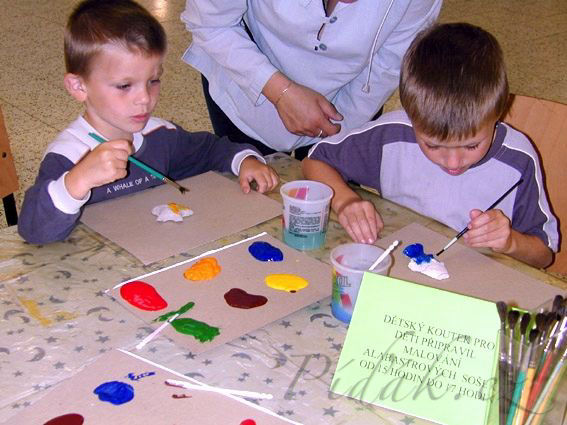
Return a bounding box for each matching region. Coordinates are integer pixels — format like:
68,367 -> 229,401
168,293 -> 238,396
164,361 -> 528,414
240,420 -> 257,425
43,413 -> 85,425
120,281 -> 168,311
224,288 -> 268,309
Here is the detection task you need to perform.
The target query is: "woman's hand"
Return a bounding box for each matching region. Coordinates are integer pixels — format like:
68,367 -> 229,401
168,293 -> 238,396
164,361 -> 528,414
264,72 -> 343,139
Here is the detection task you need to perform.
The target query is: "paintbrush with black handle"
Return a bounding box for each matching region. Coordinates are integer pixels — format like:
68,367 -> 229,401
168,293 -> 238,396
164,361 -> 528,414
496,301 -> 509,425
507,309 -> 520,412
517,312 -> 531,382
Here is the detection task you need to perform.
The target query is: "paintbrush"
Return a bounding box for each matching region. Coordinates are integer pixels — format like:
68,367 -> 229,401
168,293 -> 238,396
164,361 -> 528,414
497,301 -> 509,425
526,312 -> 566,414
135,313 -> 180,350
369,240 -> 399,271
507,310 -> 520,394
511,328 -> 539,425
436,178 -> 523,256
88,132 -> 189,194
524,340 -> 567,425
517,312 -> 532,380
165,379 -> 273,400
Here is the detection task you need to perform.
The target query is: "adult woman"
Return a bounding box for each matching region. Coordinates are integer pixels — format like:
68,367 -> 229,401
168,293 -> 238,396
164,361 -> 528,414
182,1 -> 442,157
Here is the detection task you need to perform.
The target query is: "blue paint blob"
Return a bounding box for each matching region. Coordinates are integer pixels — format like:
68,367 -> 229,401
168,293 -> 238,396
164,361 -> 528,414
93,381 -> 134,405
403,243 -> 434,265
248,241 -> 283,262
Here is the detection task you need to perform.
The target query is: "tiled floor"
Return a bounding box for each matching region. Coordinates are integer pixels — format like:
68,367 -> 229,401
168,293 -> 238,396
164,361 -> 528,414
1,0 -> 566,229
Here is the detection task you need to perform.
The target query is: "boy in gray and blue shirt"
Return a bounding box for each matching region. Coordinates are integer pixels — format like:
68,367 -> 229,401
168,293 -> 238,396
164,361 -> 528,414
303,23 -> 558,268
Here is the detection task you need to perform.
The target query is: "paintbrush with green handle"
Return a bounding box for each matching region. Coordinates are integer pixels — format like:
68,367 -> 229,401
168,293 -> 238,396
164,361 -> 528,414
88,132 -> 189,194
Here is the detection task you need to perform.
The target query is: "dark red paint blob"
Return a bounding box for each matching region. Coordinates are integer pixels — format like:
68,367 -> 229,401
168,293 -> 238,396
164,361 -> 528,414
240,420 -> 257,425
43,413 -> 85,425
224,288 -> 268,309
120,281 -> 168,311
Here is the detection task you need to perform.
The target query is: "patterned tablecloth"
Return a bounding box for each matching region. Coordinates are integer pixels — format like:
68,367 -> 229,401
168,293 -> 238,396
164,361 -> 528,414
1,154 -> 565,424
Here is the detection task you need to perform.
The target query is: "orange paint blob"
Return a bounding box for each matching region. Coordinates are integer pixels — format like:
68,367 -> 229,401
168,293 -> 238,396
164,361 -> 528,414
168,202 -> 190,215
184,257 -> 221,281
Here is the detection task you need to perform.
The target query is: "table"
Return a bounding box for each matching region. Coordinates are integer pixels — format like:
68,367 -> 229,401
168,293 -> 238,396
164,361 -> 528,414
1,154 -> 565,424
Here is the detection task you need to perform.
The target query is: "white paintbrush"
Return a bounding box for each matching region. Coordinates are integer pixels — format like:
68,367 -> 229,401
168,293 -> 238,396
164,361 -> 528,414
135,313 -> 180,350
165,379 -> 273,400
369,240 -> 399,271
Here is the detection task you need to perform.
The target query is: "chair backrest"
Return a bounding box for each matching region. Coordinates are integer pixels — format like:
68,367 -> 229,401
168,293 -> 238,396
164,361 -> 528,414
0,105 -> 19,199
503,95 -> 567,275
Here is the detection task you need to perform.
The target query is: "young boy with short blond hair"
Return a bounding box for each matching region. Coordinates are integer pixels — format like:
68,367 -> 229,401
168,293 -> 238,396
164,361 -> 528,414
19,0 -> 278,244
303,23 -> 558,268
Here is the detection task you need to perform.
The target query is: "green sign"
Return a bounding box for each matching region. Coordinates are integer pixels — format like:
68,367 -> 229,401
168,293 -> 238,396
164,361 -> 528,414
331,273 -> 500,425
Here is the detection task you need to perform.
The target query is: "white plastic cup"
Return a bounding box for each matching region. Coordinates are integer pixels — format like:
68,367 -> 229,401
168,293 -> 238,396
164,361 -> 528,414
330,243 -> 392,324
280,180 -> 333,250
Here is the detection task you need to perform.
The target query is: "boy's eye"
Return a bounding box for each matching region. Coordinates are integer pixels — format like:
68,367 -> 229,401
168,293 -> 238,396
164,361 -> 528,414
150,78 -> 161,85
425,144 -> 440,150
465,144 -> 480,151
116,83 -> 130,90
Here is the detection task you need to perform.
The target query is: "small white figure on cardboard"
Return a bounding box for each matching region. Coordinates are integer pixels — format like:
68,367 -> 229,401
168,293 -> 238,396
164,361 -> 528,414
152,203 -> 194,223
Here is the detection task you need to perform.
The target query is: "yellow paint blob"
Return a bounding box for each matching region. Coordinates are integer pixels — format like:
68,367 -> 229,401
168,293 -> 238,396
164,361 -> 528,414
265,274 -> 309,292
19,298 -> 52,327
168,202 -> 191,215
18,298 -> 78,327
184,257 -> 221,281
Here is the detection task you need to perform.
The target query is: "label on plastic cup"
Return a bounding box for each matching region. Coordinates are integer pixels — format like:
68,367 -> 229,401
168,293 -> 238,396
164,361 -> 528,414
280,180 -> 333,251
330,243 -> 391,324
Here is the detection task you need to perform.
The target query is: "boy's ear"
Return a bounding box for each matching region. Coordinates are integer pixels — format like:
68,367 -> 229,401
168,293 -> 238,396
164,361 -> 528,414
63,73 -> 87,102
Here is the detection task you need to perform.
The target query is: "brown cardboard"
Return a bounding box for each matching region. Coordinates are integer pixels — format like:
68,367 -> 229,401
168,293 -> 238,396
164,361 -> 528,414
377,223 -> 564,309
504,95 -> 567,275
80,171 -> 282,264
109,234 -> 331,353
0,106 -> 18,199
3,350 -> 296,425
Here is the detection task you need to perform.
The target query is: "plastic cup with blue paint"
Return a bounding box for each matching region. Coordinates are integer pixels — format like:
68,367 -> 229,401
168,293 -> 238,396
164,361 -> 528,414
330,243 -> 392,324
280,180 -> 333,250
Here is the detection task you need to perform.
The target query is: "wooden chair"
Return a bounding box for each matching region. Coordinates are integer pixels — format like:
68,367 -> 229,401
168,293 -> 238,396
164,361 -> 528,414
503,95 -> 567,275
0,105 -> 19,226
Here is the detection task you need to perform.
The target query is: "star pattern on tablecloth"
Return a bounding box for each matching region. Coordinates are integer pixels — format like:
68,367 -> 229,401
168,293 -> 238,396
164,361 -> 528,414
323,406 -> 338,416
330,342 -> 342,351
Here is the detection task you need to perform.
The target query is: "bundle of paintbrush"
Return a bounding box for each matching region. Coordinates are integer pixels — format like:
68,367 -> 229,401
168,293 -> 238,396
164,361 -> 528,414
496,295 -> 566,425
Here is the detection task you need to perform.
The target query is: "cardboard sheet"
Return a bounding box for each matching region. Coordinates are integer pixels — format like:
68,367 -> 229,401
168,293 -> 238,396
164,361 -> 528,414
377,223 -> 564,309
108,233 -> 331,353
4,349 -> 297,425
80,171 -> 282,264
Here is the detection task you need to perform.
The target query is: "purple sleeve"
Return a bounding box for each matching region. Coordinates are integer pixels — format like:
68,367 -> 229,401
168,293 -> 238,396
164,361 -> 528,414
308,129 -> 383,192
511,161 -> 559,251
18,154 -> 81,244
167,126 -> 261,179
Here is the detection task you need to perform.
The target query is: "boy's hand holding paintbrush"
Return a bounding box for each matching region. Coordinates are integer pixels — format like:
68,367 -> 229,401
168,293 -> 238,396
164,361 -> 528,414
66,138 -> 133,200
238,156 -> 279,194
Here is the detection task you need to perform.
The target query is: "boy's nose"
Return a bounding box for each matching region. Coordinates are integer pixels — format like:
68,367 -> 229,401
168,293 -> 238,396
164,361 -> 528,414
444,150 -> 463,170
135,88 -> 150,105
